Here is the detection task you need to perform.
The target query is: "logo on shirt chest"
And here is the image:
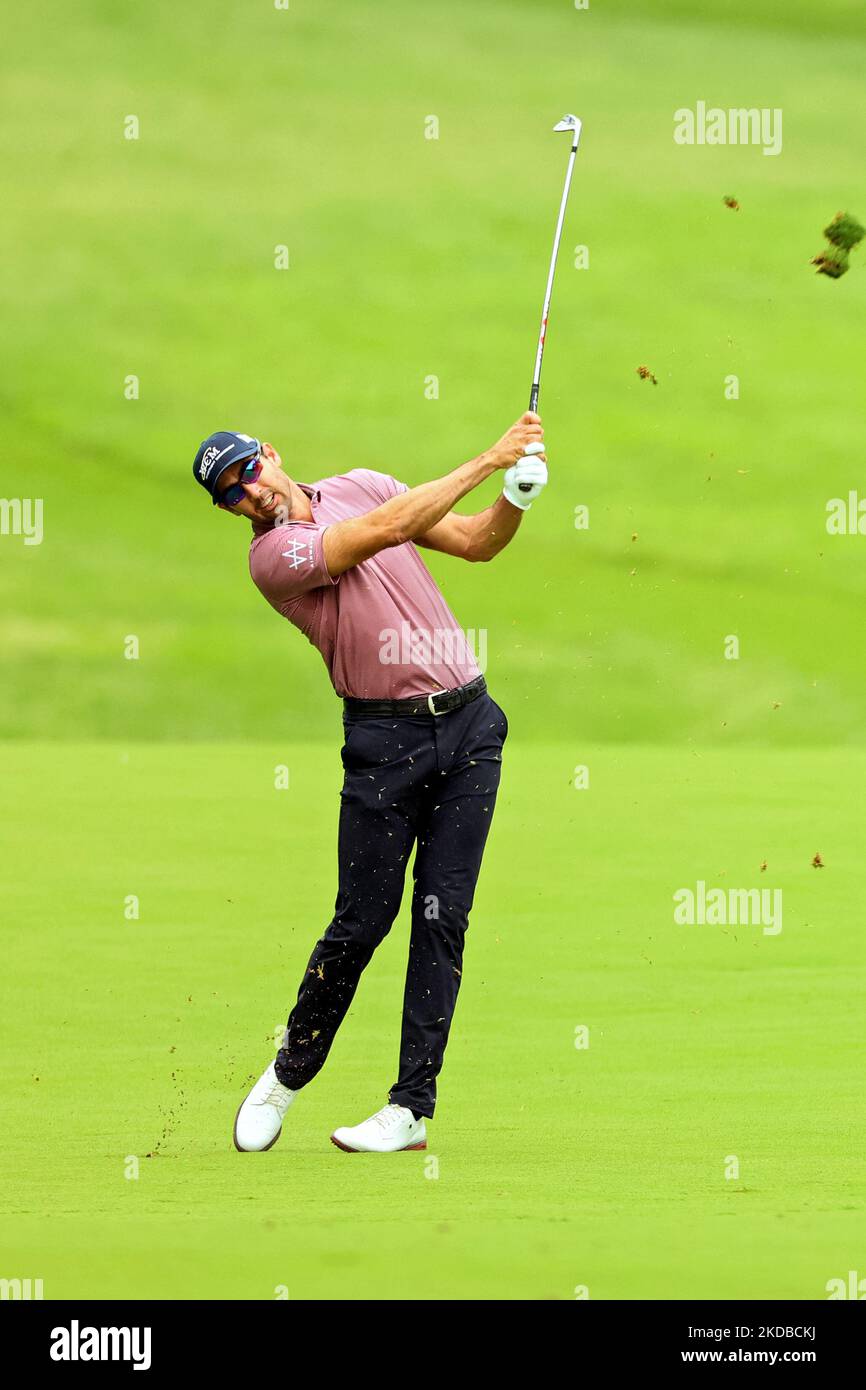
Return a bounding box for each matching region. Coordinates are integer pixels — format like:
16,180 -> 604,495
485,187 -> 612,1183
281,538 -> 312,569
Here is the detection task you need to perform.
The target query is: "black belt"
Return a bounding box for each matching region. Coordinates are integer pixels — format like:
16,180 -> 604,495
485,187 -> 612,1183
343,675 -> 487,719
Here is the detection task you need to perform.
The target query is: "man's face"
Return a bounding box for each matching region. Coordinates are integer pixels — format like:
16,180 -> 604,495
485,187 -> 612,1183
216,443 -> 291,524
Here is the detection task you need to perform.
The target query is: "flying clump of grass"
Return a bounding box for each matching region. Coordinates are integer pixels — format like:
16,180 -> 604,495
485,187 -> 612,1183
811,211 -> 865,279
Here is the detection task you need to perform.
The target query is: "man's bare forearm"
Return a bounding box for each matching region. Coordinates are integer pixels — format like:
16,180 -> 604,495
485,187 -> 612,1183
322,450 -> 502,576
372,411 -> 544,550
465,493 -> 525,561
322,413 -> 544,576
377,451 -> 500,547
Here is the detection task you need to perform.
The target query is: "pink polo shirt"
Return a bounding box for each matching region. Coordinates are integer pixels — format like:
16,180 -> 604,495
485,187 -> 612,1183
249,469 -> 482,700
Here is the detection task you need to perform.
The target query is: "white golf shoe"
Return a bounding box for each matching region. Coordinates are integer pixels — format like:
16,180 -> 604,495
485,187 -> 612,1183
233,1061 -> 296,1152
330,1103 -> 427,1153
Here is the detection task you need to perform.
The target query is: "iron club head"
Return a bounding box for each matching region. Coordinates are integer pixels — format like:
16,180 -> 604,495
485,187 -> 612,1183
553,114 -> 582,144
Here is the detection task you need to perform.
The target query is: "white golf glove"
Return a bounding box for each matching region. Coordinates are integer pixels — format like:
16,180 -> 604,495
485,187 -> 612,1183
503,441 -> 548,510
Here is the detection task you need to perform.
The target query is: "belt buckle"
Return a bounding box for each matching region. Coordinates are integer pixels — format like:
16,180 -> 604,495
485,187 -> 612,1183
427,690 -> 446,716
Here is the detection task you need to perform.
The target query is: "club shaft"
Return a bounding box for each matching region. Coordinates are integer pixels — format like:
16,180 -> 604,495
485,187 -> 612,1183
529,135 -> 580,411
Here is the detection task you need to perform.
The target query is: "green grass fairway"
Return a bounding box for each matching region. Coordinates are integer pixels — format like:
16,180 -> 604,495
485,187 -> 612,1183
2,742 -> 862,1300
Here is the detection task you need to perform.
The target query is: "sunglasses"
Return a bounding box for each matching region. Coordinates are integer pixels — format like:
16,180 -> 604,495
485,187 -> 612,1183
219,455 -> 263,508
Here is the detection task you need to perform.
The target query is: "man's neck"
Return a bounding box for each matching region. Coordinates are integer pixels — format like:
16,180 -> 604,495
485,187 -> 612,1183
250,479 -> 313,537
292,482 -> 314,521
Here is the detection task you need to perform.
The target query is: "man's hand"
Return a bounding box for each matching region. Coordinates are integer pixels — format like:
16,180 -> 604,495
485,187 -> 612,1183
503,444 -> 548,510
487,411 -> 545,469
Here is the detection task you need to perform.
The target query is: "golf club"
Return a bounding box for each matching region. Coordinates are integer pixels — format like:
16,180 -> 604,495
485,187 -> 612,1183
519,113 -> 582,491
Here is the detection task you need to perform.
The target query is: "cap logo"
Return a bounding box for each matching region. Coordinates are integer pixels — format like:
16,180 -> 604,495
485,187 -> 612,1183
198,446 -> 220,480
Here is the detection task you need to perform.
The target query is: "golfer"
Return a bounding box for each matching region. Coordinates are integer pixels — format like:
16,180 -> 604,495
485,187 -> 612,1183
193,415 -> 548,1151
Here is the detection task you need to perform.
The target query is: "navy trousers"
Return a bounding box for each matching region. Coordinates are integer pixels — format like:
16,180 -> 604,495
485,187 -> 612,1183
274,691 -> 508,1117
